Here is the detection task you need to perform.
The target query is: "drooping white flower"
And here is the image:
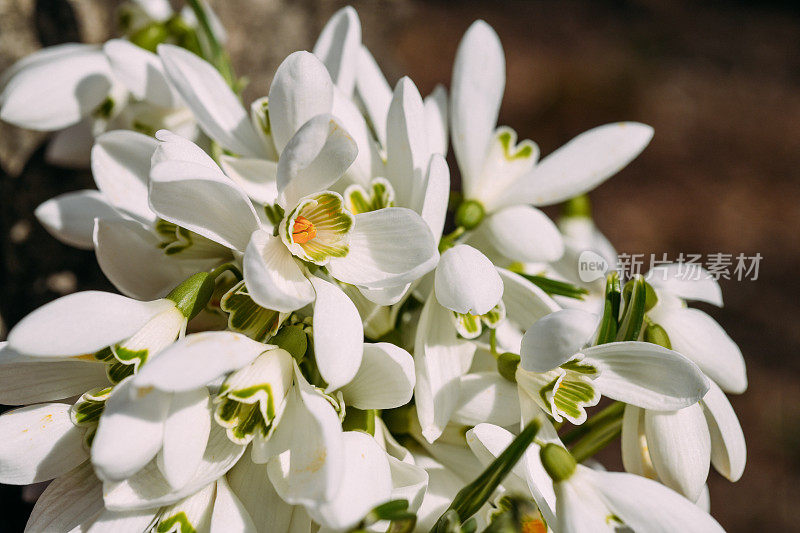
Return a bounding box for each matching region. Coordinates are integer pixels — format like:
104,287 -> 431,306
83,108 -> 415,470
517,308 -> 710,424
646,263 -> 747,393
450,20 -> 653,264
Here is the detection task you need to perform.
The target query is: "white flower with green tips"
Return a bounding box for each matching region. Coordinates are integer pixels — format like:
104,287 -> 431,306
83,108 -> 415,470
450,20 -> 653,263
516,308 -> 710,424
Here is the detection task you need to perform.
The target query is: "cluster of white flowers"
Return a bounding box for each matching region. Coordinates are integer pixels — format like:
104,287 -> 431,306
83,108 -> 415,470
0,1 -> 747,532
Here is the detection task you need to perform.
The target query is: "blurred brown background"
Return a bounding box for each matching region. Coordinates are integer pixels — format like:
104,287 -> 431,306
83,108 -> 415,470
1,0 -> 799,530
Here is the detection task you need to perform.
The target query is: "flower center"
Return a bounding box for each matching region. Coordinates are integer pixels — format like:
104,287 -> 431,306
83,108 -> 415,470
292,216 -> 317,244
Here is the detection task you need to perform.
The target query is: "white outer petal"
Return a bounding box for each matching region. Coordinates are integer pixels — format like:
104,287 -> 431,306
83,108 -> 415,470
339,342 -> 415,409
104,39 -> 180,108
435,244 -> 503,315
8,292 -> 174,357
158,389 -> 212,490
644,404 -> 711,502
309,276 -> 364,392
701,380 -> 746,481
24,462 -> 104,532
451,372 -> 520,427
312,6 -> 361,96
484,205 -> 565,263
354,45 -> 391,148
450,20 -> 505,198
520,309 -> 596,372
0,403 -> 88,484
158,44 -> 265,157
36,190 -> 121,250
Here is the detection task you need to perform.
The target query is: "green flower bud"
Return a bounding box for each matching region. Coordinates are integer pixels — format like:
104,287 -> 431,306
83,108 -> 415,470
455,200 -> 485,230
269,325 -> 308,361
540,443 -> 577,483
497,352 -> 520,383
166,272 -> 216,320
128,22 -> 170,52
645,323 -> 672,349
562,194 -> 592,219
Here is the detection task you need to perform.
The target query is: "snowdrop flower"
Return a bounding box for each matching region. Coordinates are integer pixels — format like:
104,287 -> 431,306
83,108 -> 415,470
621,380 -> 746,502
149,118 -> 438,319
35,130 -> 227,301
450,20 -> 653,263
646,263 -> 747,393
0,2 -> 201,168
516,308 -> 710,424
414,259 -> 560,442
539,442 -> 726,532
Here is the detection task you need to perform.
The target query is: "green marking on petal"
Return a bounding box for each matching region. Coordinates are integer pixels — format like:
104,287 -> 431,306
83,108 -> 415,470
453,311 -> 483,339
560,357 -> 599,376
481,301 -> 506,328
220,280 -> 288,343
344,178 -> 395,215
498,129 -> 535,161
70,387 -> 113,448
157,512 -> 197,533
281,191 -> 353,265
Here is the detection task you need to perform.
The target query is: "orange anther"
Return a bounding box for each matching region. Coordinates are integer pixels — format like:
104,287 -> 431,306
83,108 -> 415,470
292,216 -> 316,244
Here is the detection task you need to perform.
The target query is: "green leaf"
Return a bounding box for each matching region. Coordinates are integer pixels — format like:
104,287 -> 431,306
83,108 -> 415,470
517,274 -> 588,300
615,275 -> 646,342
595,272 -> 621,344
430,420 -> 541,533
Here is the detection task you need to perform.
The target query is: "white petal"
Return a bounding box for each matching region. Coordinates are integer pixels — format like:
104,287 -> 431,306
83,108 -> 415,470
243,229 -> 315,313
435,244 -> 503,315
45,118 -> 94,168
158,389 -> 211,490
309,432 -> 392,530
25,462 -> 104,532
266,365 -> 344,505
588,468 -> 726,533
227,459 -> 299,533
498,122 -> 654,208
620,405 -> 650,477
91,376 -> 170,482
309,276 -> 363,391
0,344 -> 109,404
700,380 -> 746,481
484,205 -> 564,262
649,306 -> 747,394
149,159 -> 261,251
91,130 -> 158,224
86,508 -> 159,533
520,309 -> 597,373
1,45 -> 111,131
425,84 -> 448,156
646,263 -> 723,306
339,342 -> 415,409
497,268 -> 560,333
103,423 -> 245,510
94,217 -> 215,301
104,39 -> 180,108
450,20 -> 505,198
220,155 -> 279,206
388,455 -> 428,513
133,331 -> 268,392
313,6 -> 361,96
210,477 -> 257,533
414,292 -> 476,442
158,44 -> 265,157
417,154 -> 450,242
268,51 -> 334,153
413,455 -> 465,531
0,403 -> 88,484
644,404 -> 711,501
555,468 -> 616,533
36,190 -> 121,250
8,292 -> 174,357
451,372 -> 520,427
355,45 -> 391,148
277,114 -> 358,208
358,283 -> 409,306
584,341 -> 710,410
332,86 -> 381,186
385,76 -> 430,208
327,207 -> 438,289
152,128 -> 219,167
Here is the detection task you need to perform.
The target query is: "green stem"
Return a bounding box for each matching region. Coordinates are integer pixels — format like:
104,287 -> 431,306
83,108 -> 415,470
186,0 -> 238,90
489,328 -> 498,358
570,418 -> 623,463
209,262 -> 243,282
560,401 -> 624,445
430,420 -> 541,533
438,227 -> 466,252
